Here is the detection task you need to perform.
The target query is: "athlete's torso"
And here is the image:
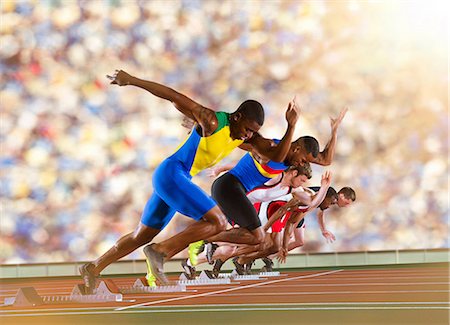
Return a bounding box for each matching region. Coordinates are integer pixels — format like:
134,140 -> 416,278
246,178 -> 293,204
229,139 -> 288,191
169,112 -> 244,176
254,188 -> 315,232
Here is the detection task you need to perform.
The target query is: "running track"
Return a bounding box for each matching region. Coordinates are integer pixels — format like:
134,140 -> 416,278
1,264 -> 449,324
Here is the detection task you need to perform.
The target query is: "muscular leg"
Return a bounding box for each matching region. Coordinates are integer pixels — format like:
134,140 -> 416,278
210,173 -> 266,247
288,226 -> 305,251
80,222 -> 160,293
152,206 -> 228,260
91,222 -> 160,275
207,227 -> 261,245
239,233 -> 281,264
213,245 -> 238,261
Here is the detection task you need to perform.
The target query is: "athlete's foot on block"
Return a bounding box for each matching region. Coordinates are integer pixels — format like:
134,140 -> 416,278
145,259 -> 158,287
181,259 -> 196,280
143,244 -> 169,285
188,240 -> 205,266
244,262 -> 253,275
261,257 -> 274,272
79,262 -> 97,294
212,259 -> 225,278
205,242 -> 219,265
232,257 -> 245,275
204,270 -> 217,279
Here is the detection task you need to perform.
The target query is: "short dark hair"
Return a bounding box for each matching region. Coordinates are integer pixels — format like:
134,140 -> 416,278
236,100 -> 265,126
326,187 -> 338,199
338,187 -> 356,201
293,136 -> 319,158
286,162 -> 312,179
319,186 -> 338,210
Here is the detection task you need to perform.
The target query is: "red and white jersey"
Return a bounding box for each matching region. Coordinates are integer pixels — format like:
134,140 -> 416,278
254,188 -> 315,233
247,180 -> 296,205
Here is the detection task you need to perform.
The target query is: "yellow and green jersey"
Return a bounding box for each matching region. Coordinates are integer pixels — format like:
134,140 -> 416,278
169,112 -> 244,176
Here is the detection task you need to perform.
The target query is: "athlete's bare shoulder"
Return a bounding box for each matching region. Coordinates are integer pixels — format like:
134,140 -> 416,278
193,106 -> 218,136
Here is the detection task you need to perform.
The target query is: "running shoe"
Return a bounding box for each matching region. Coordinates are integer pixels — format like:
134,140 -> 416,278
232,257 -> 245,275
205,242 -> 219,265
79,262 -> 97,294
181,259 -> 197,280
188,240 -> 205,266
212,259 -> 225,278
203,270 -> 217,279
244,261 -> 254,275
143,244 -> 169,285
145,259 -> 157,287
261,257 -> 274,272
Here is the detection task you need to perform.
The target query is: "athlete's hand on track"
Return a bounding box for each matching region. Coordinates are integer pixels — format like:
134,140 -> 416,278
330,108 -> 347,131
276,247 -> 288,264
285,96 -> 300,127
107,69 -> 133,86
322,230 -> 336,243
320,171 -> 332,188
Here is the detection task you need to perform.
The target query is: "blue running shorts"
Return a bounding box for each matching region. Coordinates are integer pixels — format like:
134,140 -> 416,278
140,158 -> 217,229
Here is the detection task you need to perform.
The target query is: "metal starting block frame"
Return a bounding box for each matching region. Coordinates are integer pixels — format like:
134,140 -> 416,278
218,270 -> 281,280
120,278 -> 187,293
228,270 -> 261,280
70,280 -> 123,302
3,281 -> 123,307
259,271 -> 282,277
177,271 -> 231,285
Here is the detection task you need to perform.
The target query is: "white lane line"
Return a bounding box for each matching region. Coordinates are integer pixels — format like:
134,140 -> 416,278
257,282 -> 450,287
318,268 -> 448,272
297,276 -> 449,281
2,306 -> 449,317
196,290 -> 450,296
1,279 -> 446,300
116,269 -> 344,311
2,301 -> 449,314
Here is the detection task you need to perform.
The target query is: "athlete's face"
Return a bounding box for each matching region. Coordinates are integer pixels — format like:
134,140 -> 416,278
322,196 -> 338,209
337,194 -> 353,207
290,174 -> 309,188
230,115 -> 261,141
289,147 -> 315,167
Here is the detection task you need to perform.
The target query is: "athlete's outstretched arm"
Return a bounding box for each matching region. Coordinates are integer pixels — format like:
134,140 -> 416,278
244,98 -> 299,162
310,108 -> 347,166
107,69 -> 218,136
317,210 -> 336,243
307,171 -> 332,209
278,211 -> 304,263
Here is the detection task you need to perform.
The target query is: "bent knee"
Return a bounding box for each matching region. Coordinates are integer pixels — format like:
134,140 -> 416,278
213,214 -> 228,232
204,207 -> 228,231
203,215 -> 228,233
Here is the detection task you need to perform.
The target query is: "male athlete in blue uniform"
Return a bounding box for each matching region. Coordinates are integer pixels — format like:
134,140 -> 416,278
80,69 -> 299,290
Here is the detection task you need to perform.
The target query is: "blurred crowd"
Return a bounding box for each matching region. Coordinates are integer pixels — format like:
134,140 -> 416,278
1,0 -> 448,264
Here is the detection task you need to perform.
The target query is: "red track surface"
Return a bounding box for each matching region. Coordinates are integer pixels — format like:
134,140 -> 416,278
1,265 -> 448,311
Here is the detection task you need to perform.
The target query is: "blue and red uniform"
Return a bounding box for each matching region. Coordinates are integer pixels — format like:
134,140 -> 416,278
211,139 -> 289,230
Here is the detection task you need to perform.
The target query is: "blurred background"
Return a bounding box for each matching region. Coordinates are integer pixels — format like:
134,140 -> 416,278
0,0 -> 448,264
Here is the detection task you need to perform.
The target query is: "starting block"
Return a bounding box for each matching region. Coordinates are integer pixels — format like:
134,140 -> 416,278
119,277 -> 186,293
3,287 -> 44,307
2,280 -> 123,307
69,280 -> 123,302
229,270 -> 262,280
259,271 -> 282,277
177,271 -> 231,285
